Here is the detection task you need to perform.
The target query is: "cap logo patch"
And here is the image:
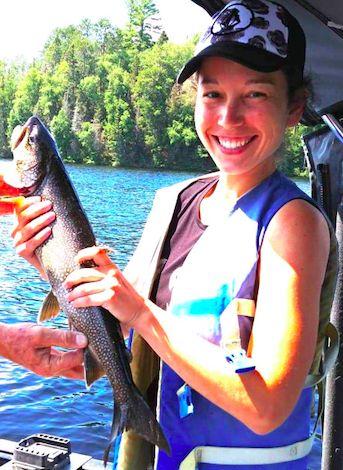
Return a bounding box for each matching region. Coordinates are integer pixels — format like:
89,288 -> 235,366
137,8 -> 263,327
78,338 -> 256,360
197,0 -> 289,59
212,5 -> 254,35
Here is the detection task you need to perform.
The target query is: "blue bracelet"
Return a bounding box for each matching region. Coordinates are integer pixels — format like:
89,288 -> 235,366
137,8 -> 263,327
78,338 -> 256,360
225,349 -> 256,374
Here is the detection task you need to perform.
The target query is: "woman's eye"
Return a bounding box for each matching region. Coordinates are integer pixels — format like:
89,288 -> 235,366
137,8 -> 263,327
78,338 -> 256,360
204,91 -> 220,99
246,91 -> 267,99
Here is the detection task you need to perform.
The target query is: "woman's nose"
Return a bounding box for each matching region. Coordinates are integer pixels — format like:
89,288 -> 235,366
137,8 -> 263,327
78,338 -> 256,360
218,100 -> 245,127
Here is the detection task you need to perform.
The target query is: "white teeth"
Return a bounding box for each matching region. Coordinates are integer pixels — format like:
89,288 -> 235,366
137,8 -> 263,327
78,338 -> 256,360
218,137 -> 253,149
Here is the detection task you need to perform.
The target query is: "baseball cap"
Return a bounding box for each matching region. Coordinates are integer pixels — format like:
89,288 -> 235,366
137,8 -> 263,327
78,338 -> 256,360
177,0 -> 306,88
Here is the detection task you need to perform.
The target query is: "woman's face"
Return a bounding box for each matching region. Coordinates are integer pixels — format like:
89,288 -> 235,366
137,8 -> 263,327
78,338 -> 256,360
195,57 -> 303,177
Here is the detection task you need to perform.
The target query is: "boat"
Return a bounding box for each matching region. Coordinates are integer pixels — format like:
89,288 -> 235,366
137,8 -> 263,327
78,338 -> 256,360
0,433 -> 113,470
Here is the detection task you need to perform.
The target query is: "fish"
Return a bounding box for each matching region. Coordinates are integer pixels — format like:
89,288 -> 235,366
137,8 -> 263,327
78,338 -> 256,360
0,116 -> 170,465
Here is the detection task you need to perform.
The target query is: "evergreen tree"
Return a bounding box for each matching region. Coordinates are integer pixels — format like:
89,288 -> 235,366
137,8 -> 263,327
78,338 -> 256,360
1,1 -> 313,176
0,61 -> 20,157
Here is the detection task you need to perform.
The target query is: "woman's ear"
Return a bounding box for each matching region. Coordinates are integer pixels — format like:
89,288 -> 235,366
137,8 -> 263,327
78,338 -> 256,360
286,89 -> 309,128
286,99 -> 306,128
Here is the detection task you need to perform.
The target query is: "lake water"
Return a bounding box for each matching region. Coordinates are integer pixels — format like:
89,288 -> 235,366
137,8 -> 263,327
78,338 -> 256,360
0,161 -> 320,468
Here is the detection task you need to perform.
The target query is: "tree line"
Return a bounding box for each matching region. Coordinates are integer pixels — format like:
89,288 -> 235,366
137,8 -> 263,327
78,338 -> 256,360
0,0 -> 310,175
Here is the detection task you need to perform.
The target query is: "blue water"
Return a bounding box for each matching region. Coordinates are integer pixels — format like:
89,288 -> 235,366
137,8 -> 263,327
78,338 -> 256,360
0,161 -> 321,468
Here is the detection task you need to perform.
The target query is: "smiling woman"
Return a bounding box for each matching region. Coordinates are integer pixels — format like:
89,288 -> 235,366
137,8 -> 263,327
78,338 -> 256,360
9,1 -> 338,469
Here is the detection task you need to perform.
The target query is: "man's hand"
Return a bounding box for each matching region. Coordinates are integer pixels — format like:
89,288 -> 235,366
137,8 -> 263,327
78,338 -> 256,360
0,323 -> 88,380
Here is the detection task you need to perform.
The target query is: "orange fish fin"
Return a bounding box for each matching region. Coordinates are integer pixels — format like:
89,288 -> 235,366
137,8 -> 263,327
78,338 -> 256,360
37,290 -> 61,323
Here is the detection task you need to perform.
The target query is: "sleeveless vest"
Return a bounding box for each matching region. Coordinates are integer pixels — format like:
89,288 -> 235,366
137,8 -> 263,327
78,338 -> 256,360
155,170 -> 333,470
117,170 -> 337,470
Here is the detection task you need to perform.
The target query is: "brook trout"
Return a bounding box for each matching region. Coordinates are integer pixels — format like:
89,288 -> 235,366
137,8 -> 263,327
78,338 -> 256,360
1,116 -> 170,465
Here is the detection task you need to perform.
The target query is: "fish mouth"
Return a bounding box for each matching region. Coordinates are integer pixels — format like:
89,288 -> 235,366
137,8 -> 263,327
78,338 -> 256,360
11,125 -> 27,152
11,117 -> 40,151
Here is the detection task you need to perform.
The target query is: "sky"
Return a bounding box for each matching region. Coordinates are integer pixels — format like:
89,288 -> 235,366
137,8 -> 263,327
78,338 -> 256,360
0,0 -> 210,63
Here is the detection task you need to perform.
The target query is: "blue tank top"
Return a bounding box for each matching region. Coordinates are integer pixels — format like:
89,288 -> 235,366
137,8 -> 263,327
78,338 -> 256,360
155,170 -> 313,470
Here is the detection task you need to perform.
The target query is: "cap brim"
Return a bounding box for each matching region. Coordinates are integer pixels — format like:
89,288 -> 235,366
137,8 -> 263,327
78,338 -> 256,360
177,42 -> 286,84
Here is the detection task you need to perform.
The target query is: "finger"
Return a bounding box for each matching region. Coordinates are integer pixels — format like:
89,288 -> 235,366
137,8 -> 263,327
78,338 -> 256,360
64,268 -> 107,288
69,290 -> 116,309
48,348 -> 85,376
75,246 -> 113,268
14,197 -> 42,215
15,226 -> 52,260
12,199 -> 52,231
12,198 -> 42,236
58,365 -> 86,380
32,327 -> 88,349
66,278 -> 118,301
13,211 -> 55,245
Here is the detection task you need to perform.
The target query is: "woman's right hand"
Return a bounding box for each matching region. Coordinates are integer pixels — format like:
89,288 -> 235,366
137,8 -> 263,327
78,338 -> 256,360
11,197 -> 56,277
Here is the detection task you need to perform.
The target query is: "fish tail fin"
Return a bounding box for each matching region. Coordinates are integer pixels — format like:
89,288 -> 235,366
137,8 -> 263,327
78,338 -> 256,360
103,405 -> 127,467
128,387 -> 171,454
103,388 -> 170,466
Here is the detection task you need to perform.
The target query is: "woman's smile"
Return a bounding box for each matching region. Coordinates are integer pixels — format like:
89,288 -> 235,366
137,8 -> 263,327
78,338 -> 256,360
215,135 -> 257,153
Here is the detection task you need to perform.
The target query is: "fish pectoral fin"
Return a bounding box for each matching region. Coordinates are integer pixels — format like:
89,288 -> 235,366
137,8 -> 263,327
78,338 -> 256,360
84,347 -> 105,388
37,290 -> 61,323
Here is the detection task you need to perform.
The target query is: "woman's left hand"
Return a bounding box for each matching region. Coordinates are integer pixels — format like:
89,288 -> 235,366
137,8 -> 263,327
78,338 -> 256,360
64,246 -> 147,328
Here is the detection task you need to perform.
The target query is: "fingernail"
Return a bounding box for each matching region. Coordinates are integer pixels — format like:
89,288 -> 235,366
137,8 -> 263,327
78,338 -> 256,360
76,333 -> 87,346
13,233 -> 21,245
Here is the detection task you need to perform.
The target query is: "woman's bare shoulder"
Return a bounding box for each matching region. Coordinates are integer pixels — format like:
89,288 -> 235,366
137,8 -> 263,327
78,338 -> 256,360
263,198 -> 330,273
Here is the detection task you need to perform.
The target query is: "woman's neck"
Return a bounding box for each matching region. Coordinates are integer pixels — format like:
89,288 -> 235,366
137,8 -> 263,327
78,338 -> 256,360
218,159 -> 277,200
200,161 -> 276,225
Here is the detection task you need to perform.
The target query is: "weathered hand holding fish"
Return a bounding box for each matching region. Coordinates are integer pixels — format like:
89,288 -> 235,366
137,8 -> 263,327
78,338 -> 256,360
0,322 -> 87,379
0,116 -> 170,465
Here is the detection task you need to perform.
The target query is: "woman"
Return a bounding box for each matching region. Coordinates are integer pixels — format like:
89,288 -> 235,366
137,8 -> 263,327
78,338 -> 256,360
12,1 -> 337,469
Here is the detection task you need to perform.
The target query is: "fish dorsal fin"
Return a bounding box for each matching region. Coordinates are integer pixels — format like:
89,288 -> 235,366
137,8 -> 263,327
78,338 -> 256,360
84,347 -> 105,388
37,290 -> 61,323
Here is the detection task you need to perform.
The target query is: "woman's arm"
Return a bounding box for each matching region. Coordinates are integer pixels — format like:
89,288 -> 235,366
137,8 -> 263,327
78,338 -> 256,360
64,199 -> 330,434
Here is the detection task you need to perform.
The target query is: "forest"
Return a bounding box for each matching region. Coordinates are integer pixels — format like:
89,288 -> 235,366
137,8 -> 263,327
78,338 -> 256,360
0,0 -> 314,175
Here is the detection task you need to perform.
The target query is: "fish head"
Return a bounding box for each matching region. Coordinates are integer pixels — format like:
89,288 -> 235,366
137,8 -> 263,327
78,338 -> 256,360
5,116 -> 59,195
